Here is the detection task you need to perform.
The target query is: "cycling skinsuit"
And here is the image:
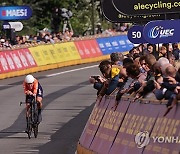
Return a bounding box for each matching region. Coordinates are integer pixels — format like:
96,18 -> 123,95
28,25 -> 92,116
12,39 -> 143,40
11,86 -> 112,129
23,79 -> 43,103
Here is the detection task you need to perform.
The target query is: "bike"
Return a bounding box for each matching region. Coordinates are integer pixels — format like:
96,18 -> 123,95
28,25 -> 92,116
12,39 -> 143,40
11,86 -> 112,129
20,95 -> 39,139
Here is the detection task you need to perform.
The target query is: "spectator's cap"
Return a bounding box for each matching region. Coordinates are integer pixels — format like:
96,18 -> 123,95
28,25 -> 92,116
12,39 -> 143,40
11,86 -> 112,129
0,39 -> 5,43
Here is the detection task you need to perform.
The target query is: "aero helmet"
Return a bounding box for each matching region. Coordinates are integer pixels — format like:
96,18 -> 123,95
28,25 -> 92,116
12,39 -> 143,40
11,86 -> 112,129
25,74 -> 35,83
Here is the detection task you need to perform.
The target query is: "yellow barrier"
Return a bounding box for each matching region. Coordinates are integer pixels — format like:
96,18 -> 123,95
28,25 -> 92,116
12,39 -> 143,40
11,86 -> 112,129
0,54 -> 110,80
0,37 -> 129,80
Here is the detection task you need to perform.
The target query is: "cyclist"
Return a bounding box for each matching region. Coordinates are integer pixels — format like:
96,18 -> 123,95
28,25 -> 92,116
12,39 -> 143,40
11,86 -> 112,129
23,74 -> 43,128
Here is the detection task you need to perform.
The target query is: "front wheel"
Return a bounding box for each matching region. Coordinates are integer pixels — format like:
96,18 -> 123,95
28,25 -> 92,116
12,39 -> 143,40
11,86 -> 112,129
33,124 -> 38,138
27,116 -> 32,139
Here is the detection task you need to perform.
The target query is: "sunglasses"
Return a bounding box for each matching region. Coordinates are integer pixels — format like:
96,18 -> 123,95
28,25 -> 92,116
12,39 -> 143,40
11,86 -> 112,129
141,63 -> 147,66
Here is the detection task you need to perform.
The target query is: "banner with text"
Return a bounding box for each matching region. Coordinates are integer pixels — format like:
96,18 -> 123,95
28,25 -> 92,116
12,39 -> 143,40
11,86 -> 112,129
74,39 -> 102,59
96,35 -> 134,55
0,48 -> 37,73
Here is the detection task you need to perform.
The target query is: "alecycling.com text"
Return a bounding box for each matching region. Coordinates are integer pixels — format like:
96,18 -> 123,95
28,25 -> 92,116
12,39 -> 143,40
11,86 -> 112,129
134,1 -> 180,11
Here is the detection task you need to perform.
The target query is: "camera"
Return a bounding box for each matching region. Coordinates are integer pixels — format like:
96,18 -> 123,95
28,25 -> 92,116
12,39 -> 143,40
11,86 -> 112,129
91,75 -> 100,81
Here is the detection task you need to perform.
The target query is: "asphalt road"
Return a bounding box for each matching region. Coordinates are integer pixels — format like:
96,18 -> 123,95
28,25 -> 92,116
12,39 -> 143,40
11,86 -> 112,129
0,62 -> 100,154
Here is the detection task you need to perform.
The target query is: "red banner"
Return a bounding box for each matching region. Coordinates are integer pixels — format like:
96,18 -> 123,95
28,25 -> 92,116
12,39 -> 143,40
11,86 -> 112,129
15,48 -> 37,68
74,39 -> 102,59
0,51 -> 12,73
0,48 -> 37,73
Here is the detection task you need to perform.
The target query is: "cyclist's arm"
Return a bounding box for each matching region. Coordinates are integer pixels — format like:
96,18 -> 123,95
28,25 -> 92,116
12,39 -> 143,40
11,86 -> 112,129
23,81 -> 30,95
32,79 -> 38,96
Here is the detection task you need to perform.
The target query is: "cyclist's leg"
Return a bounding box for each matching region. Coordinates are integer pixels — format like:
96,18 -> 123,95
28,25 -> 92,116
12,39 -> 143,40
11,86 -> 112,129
37,83 -> 43,123
36,96 -> 42,123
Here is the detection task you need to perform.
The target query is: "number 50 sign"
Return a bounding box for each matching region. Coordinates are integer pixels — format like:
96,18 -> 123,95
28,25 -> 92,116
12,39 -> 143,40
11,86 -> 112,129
127,25 -> 146,44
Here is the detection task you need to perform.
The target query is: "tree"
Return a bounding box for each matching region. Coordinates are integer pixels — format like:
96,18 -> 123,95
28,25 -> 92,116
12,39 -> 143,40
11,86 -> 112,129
0,0 -> 108,36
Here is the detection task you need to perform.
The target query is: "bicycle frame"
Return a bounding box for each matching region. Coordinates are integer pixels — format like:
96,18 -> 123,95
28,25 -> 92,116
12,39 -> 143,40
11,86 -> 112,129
26,95 -> 39,139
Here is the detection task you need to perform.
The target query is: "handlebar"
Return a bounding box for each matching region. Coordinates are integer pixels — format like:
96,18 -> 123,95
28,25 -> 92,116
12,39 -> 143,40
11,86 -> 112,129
19,102 -> 25,106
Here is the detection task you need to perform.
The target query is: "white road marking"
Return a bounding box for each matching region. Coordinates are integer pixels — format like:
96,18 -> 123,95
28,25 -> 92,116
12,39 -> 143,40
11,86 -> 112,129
16,150 -> 39,153
46,65 -> 98,77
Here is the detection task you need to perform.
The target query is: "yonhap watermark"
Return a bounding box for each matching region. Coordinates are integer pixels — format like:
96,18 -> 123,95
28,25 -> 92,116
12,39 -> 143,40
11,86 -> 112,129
135,131 -> 180,148
152,136 -> 180,144
135,131 -> 150,148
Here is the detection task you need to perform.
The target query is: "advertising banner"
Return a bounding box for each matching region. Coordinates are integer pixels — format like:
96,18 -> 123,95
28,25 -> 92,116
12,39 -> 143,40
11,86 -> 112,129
2,21 -> 11,30
20,48 -> 37,67
53,44 -> 68,63
90,97 -> 131,153
79,97 -> 110,149
8,22 -> 23,31
112,0 -> 180,15
38,45 -> 57,64
64,42 -> 81,61
96,35 -> 134,55
101,0 -> 165,23
13,49 -> 37,68
128,25 -> 147,44
0,49 -> 36,73
45,44 -> 60,63
0,6 -> 32,20
143,19 -> 180,44
29,46 -> 48,66
0,51 -> 15,73
7,50 -> 24,70
109,101 -> 160,154
143,103 -> 180,154
74,39 -> 102,59
58,42 -> 81,62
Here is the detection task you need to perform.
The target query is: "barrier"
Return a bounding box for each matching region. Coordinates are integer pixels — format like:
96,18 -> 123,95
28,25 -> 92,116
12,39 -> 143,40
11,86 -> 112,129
90,97 -> 131,153
96,35 -> 133,55
0,48 -> 37,73
78,96 -> 180,154
79,97 -> 110,149
0,35 -> 132,80
74,39 -> 102,59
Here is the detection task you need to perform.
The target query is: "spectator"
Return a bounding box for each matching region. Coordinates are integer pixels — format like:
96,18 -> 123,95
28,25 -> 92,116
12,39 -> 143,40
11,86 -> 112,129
96,60 -> 126,104
172,43 -> 180,60
110,52 -> 124,66
154,65 -> 180,116
159,45 -> 168,58
147,43 -> 159,60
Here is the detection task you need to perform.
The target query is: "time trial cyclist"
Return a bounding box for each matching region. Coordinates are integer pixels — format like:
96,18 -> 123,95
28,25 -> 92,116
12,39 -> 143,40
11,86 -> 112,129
23,74 -> 43,129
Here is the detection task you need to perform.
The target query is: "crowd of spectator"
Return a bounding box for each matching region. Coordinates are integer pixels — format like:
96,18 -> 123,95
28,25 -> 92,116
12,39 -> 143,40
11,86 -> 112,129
89,43 -> 180,116
0,22 -> 130,51
0,27 -> 75,50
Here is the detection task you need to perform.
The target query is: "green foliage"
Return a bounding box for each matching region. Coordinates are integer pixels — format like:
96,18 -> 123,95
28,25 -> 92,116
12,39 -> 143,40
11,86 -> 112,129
0,0 -> 110,36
